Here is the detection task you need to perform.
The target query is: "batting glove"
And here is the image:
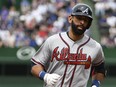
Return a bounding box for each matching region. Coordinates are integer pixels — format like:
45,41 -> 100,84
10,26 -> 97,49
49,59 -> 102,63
92,80 -> 100,87
39,71 -> 61,86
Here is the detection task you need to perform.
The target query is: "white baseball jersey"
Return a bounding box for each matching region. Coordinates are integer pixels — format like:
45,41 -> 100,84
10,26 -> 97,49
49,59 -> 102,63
31,32 -> 105,87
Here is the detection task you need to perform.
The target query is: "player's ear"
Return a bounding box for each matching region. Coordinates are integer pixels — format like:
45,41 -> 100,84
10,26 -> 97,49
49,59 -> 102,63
68,15 -> 72,23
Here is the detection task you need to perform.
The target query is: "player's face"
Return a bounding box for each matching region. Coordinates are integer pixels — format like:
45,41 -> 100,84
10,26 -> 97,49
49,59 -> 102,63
71,15 -> 90,35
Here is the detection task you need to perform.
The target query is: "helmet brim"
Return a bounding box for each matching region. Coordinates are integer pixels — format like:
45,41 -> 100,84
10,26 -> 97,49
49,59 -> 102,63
71,12 -> 93,20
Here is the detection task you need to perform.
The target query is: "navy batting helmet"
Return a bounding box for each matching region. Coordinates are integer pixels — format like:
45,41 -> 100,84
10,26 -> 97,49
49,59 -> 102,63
71,3 -> 93,29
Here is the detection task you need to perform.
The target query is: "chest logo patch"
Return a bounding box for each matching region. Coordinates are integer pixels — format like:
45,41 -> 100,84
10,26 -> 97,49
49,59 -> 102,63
51,46 -> 91,69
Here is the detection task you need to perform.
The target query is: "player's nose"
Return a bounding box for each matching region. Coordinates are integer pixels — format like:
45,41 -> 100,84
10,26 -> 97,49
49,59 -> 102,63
80,20 -> 85,25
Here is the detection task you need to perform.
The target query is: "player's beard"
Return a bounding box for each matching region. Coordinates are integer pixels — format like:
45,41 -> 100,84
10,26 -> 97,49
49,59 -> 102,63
71,21 -> 86,35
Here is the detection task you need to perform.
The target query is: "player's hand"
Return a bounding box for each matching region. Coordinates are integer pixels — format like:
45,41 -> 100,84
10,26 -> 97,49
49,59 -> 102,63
44,73 -> 61,86
92,85 -> 97,87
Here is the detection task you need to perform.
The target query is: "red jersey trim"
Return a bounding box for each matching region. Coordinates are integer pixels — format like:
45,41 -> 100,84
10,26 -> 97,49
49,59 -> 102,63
31,58 -> 45,68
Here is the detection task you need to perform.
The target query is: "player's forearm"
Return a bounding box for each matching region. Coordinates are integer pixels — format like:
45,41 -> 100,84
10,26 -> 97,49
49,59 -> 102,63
91,73 -> 105,87
31,64 -> 44,78
31,64 -> 61,86
92,73 -> 104,81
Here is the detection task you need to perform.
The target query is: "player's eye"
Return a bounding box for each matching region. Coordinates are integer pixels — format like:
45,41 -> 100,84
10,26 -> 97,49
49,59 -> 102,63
75,16 -> 90,22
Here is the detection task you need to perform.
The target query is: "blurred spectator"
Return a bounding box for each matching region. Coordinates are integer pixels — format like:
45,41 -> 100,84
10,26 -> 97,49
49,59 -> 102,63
0,29 -> 15,47
35,24 -> 48,46
0,0 -> 89,48
7,6 -> 20,30
106,15 -> 116,27
93,0 -> 116,47
20,0 -> 31,14
0,6 -> 9,22
94,1 -> 105,17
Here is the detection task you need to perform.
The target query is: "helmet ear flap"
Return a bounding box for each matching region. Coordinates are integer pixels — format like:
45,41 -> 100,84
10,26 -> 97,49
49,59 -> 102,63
86,18 -> 92,29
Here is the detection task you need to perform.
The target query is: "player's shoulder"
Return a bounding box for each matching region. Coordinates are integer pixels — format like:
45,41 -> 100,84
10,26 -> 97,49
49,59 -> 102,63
48,32 -> 66,39
47,33 -> 59,40
89,36 -> 102,49
46,32 -> 65,41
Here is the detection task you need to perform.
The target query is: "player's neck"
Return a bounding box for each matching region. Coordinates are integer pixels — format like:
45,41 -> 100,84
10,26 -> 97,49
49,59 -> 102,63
68,30 -> 84,41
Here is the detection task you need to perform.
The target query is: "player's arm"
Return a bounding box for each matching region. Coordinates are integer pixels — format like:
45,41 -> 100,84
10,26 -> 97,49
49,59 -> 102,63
31,62 -> 44,78
91,62 -> 106,87
31,62 -> 61,86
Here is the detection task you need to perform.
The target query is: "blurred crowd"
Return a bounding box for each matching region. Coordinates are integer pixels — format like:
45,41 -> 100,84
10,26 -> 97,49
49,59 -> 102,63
93,0 -> 116,47
0,0 -> 115,48
0,0 -> 82,48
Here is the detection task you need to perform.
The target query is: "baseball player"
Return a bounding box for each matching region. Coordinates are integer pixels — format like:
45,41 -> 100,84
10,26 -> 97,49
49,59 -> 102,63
31,3 -> 106,87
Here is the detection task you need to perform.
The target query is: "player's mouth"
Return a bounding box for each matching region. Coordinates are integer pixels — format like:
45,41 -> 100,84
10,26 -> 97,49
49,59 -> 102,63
77,26 -> 84,30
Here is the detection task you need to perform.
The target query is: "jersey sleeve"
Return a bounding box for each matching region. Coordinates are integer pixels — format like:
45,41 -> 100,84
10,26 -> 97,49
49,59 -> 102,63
31,38 -> 51,67
93,44 -> 105,66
